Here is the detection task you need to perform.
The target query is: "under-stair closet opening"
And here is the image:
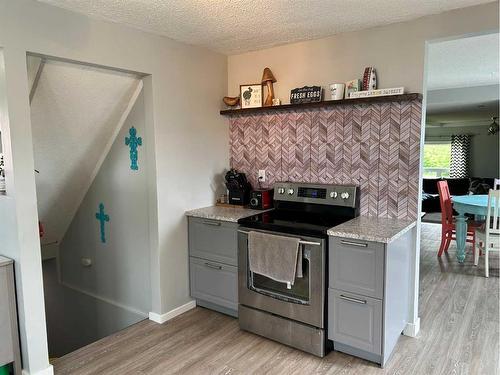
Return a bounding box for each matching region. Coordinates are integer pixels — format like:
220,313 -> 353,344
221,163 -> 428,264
28,55 -> 153,358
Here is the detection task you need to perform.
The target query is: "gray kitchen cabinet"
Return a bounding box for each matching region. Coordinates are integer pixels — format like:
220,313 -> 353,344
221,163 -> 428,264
328,289 -> 382,357
328,230 -> 412,367
189,258 -> 238,313
329,237 -> 384,299
188,217 -> 238,266
0,257 -> 21,375
188,217 -> 238,317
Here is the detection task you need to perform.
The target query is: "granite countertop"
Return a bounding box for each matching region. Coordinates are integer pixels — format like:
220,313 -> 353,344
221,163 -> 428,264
0,255 -> 13,267
185,205 -> 270,223
327,216 -> 417,243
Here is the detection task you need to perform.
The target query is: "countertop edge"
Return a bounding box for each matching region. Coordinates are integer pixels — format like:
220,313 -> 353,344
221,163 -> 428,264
0,256 -> 14,267
185,212 -> 239,223
327,218 -> 417,244
185,206 -> 270,223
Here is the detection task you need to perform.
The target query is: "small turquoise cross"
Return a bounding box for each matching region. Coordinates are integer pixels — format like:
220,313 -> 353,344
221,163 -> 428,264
95,203 -> 110,243
125,127 -> 142,170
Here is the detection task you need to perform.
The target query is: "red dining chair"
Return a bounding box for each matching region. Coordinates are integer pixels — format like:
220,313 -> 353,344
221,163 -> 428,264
437,180 -> 481,257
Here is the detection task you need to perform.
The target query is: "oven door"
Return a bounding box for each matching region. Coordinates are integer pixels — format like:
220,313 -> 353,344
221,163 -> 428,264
237,227 -> 326,328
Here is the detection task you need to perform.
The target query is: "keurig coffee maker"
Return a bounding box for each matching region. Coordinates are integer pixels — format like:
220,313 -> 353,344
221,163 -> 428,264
225,169 -> 251,205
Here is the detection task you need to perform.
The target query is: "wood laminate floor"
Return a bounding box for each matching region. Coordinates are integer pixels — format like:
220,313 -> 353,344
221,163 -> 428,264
53,223 -> 499,374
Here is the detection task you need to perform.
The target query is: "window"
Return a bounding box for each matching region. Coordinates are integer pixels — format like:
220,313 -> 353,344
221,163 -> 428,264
423,142 -> 451,178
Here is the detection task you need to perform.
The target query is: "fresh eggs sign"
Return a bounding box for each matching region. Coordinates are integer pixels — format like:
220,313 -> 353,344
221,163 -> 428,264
290,86 -> 322,104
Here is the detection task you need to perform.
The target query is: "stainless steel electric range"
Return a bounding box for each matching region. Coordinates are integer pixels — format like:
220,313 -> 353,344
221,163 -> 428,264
237,182 -> 359,357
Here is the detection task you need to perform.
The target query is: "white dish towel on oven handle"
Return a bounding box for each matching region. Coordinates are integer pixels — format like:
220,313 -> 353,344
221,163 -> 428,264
248,231 -> 301,289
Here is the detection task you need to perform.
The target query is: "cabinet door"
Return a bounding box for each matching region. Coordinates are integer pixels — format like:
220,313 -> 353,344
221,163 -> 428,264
189,257 -> 238,311
188,218 -> 238,266
329,237 -> 384,299
328,289 -> 382,355
0,266 -> 14,365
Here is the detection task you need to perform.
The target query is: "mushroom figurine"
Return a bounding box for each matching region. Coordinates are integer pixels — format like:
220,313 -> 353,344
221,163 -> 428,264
261,67 -> 277,107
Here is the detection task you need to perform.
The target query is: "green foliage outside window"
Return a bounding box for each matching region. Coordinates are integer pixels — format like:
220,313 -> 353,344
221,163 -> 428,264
423,143 -> 451,178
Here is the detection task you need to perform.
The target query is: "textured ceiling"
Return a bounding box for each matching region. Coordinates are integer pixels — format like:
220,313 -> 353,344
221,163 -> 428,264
426,33 -> 500,127
36,0 -> 493,55
427,33 -> 499,90
30,58 -> 140,245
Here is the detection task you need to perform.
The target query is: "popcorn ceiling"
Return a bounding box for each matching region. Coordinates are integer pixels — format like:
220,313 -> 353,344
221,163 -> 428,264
37,0 -> 491,55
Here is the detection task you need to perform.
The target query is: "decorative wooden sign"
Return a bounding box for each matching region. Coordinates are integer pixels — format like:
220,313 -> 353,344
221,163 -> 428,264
348,87 -> 404,99
290,86 -> 322,104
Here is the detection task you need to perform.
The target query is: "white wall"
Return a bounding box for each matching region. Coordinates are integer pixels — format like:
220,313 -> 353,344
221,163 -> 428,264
227,2 -> 499,102
31,59 -> 140,245
0,1 -> 228,374
61,88 -> 151,316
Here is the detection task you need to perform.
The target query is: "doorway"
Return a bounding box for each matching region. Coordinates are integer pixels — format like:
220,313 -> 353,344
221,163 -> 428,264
421,32 -> 499,261
28,55 -> 153,357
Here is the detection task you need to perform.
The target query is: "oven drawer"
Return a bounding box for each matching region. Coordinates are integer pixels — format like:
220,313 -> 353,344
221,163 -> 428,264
189,257 -> 238,312
328,289 -> 382,356
188,217 -> 238,266
329,237 -> 384,299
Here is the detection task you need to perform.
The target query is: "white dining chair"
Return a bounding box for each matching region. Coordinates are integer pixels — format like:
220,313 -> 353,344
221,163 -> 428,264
474,189 -> 500,277
494,178 -> 500,190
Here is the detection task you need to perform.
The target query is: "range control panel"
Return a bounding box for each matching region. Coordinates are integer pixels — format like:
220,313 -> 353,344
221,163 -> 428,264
274,182 -> 358,208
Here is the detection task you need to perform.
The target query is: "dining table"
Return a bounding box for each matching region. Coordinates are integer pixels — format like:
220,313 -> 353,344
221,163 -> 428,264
451,194 -> 488,263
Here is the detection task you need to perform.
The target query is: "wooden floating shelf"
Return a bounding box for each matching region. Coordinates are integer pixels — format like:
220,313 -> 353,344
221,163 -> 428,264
220,93 -> 422,116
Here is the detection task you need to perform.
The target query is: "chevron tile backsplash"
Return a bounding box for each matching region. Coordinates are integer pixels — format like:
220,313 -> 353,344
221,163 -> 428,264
229,99 -> 422,220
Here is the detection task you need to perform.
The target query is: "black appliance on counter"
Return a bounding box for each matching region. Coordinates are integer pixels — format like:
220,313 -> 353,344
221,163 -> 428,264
237,182 -> 359,357
225,169 -> 251,205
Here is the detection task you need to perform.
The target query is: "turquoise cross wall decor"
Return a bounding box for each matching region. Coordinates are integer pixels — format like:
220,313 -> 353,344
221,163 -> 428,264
95,203 -> 110,243
125,127 -> 142,170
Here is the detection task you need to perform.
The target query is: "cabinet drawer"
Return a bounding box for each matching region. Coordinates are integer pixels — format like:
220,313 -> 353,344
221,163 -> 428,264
329,237 -> 384,299
188,217 -> 238,266
328,289 -> 382,355
189,257 -> 238,311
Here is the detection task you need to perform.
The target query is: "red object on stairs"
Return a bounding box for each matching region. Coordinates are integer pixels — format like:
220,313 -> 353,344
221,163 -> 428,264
437,180 -> 480,257
38,221 -> 44,238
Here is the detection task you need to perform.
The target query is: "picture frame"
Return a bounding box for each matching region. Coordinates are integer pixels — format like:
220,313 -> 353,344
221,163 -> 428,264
240,84 -> 263,109
344,79 -> 361,99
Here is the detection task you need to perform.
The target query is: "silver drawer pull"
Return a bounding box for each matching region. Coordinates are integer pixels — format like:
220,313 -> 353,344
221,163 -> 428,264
339,294 -> 367,304
340,240 -> 368,247
203,221 -> 221,226
204,262 -> 222,270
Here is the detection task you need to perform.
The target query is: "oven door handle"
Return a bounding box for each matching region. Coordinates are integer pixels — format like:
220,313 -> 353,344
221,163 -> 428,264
237,230 -> 321,246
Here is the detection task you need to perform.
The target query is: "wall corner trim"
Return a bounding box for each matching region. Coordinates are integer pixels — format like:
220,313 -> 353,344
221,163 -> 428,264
403,317 -> 421,337
149,300 -> 196,324
22,364 -> 54,375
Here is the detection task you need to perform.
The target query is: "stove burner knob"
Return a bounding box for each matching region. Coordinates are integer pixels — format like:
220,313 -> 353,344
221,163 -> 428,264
341,192 -> 350,200
330,191 -> 338,199
278,187 -> 285,194
287,188 -> 295,195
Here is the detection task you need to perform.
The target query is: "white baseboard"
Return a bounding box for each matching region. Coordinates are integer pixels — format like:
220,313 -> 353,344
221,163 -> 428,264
149,300 -> 196,324
403,317 -> 420,337
61,281 -> 148,318
22,364 -> 54,375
